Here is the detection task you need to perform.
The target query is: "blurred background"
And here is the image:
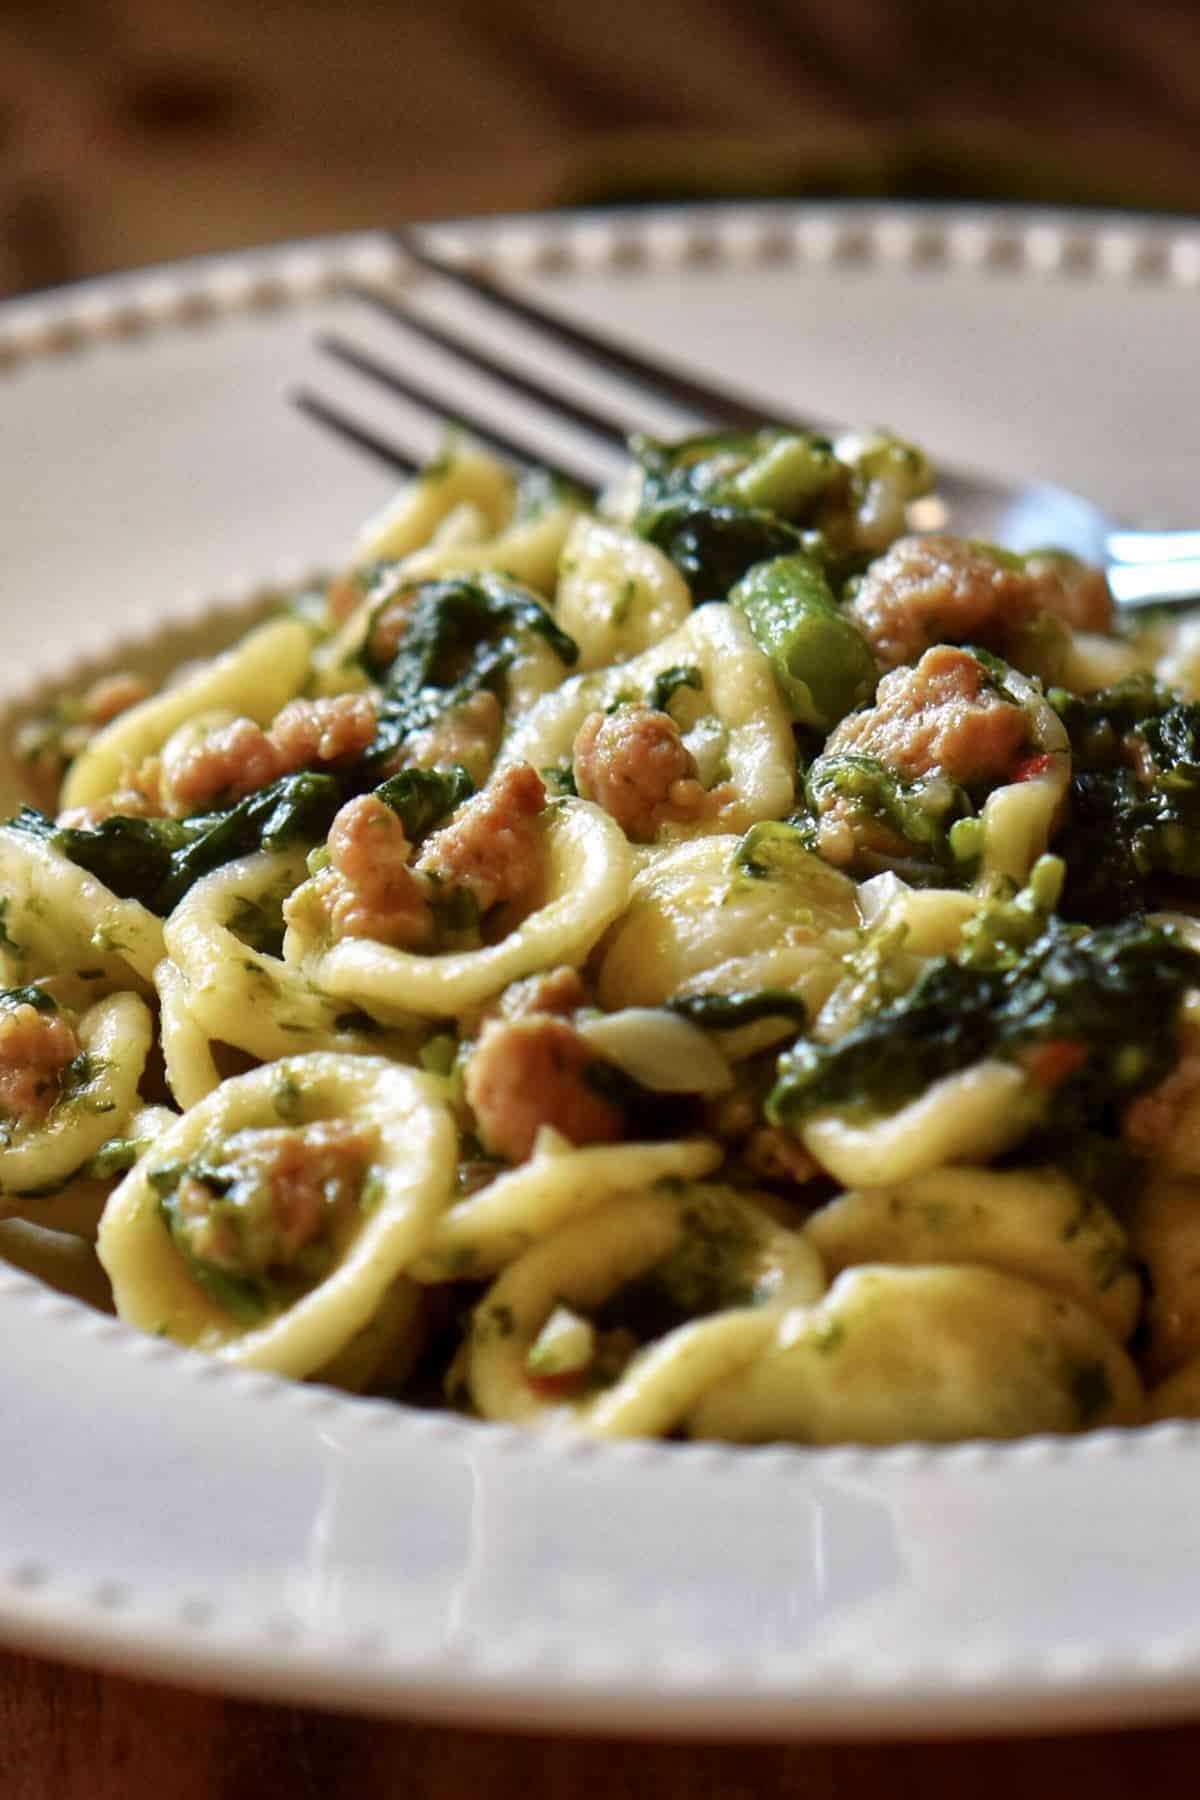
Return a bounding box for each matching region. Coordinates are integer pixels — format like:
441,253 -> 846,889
2,0 -> 1200,298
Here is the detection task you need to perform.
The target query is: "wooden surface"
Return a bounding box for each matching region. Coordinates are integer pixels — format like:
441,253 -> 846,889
2,1645 -> 1199,1798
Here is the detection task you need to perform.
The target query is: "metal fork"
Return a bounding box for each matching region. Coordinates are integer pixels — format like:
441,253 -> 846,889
294,227 -> 1200,611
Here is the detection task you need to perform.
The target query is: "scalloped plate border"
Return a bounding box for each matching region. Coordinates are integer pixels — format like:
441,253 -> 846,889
2,202 -> 1200,1737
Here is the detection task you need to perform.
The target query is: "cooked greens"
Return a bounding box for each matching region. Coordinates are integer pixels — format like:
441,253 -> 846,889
768,915 -> 1200,1144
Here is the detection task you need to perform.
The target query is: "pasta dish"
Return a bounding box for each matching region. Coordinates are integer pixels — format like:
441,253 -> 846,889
5,424 -> 1200,1444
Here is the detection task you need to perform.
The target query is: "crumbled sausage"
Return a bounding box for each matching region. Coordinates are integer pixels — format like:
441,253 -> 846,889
82,672 -> 152,727
742,1126 -> 822,1188
397,690 -> 503,787
822,646 -> 1028,785
298,794 -> 433,948
572,704 -> 716,842
269,694 -> 377,768
813,646 -> 1029,869
464,1016 -> 625,1163
0,1002 -> 82,1125
57,763 -> 163,830
366,590 -> 418,666
1023,553 -> 1115,635
171,1118 -> 376,1276
417,763 -> 546,913
497,966 -> 586,1020
467,965 -> 587,1037
1123,1046 -> 1200,1155
165,693 -> 377,815
848,535 -> 1044,669
326,575 -> 362,625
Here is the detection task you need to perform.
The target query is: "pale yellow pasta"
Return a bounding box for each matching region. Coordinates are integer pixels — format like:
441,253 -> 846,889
0,824 -> 164,985
688,1265 -> 1144,1445
393,497 -> 581,598
98,1054 -> 456,1377
352,446 -> 515,565
314,1275 -> 426,1396
155,957 -> 223,1109
283,798 -> 632,1021
164,851 -> 420,1058
977,675 -> 1070,887
554,515 -> 693,669
412,1129 -> 722,1281
1129,1172 -> 1200,1379
499,605 -> 795,833
0,1217 -> 115,1312
805,1165 -> 1139,1341
0,992 -> 153,1198
1,1101 -> 176,1240
464,1186 -> 825,1436
597,833 -> 858,1017
799,1062 -> 1036,1189
1060,629 -> 1150,693
61,616 -> 312,811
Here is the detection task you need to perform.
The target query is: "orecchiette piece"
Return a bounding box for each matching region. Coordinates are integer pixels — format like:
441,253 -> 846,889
500,604 -> 795,834
554,515 -> 693,669
284,798 -> 632,1021
412,1129 -> 722,1281
799,1061 -> 1036,1190
61,616 -> 312,811
688,1264 -> 1144,1445
0,824 -> 164,986
165,851 -> 421,1059
805,1165 -> 1140,1341
464,1185 -> 825,1437
597,831 -> 858,1019
98,1053 -> 456,1377
0,991 -> 153,1200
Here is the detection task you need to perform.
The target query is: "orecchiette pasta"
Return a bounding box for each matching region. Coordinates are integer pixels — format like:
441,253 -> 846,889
9,424 -> 1200,1445
98,1053 -> 456,1377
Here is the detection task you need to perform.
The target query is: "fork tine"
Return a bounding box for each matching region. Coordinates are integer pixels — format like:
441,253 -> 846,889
316,331 -> 608,495
346,283 -> 632,450
394,228 -> 812,436
292,387 -> 419,477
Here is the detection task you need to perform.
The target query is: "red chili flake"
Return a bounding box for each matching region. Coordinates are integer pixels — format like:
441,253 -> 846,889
1011,751 -> 1052,783
525,1367 -> 585,1400
1018,1038 -> 1087,1089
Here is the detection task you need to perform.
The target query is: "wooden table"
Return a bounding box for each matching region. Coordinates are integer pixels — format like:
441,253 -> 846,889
2,1646 -> 1196,1797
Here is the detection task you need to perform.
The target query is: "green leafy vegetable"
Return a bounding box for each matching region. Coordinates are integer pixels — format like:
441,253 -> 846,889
373,764 -> 474,842
360,573 -> 576,776
649,664 -> 703,713
0,984 -> 57,1014
800,753 -> 976,885
12,772 -> 344,917
767,916 -> 1200,1144
1049,676 -> 1200,920
636,499 -> 805,606
667,990 -> 808,1031
631,428 -> 839,520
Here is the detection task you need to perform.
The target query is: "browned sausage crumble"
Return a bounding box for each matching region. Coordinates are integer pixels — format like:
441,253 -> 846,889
812,645 -> 1029,869
848,534 -> 1113,670
169,1119 -> 377,1277
572,704 -> 720,842
0,1002 -> 82,1127
464,1015 -> 625,1163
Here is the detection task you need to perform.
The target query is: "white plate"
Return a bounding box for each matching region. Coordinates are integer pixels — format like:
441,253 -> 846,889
2,202 -> 1200,1739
